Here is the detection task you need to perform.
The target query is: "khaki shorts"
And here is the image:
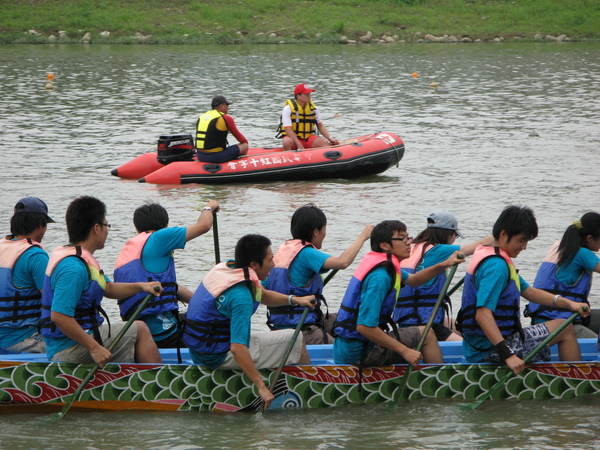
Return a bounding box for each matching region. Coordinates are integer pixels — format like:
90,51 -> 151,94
218,329 -> 302,370
51,322 -> 137,364
363,326 -> 421,366
5,331 -> 46,353
302,312 -> 338,345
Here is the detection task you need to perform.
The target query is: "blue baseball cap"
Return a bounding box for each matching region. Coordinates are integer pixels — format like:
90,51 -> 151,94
14,197 -> 55,223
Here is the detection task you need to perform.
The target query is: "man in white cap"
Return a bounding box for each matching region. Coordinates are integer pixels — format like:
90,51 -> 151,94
196,95 -> 249,164
0,197 -> 55,353
277,83 -> 339,151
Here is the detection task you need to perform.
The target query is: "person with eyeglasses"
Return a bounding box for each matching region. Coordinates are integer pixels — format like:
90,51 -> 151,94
333,220 -> 465,367
276,83 -> 339,151
393,211 -> 494,342
0,197 -> 55,354
113,199 -> 220,347
39,196 -> 162,369
265,203 -> 373,345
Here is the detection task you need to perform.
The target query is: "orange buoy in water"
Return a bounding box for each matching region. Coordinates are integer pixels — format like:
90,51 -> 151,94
47,73 -> 54,81
411,72 -> 419,77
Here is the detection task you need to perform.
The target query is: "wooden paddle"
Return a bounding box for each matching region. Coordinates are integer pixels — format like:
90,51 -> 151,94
464,309 -> 584,410
212,212 -> 220,264
393,257 -> 463,404
49,286 -> 160,421
262,298 -> 317,414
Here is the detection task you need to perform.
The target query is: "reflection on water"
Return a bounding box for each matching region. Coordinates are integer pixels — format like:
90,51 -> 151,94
0,43 -> 599,446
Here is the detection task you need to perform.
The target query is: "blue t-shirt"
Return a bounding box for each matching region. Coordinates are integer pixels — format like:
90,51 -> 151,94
44,256 -> 111,359
138,227 -> 187,340
189,283 -> 257,369
556,247 -> 600,285
289,246 -> 331,287
417,244 -> 460,287
334,268 -> 409,364
462,256 -> 529,362
0,245 -> 49,348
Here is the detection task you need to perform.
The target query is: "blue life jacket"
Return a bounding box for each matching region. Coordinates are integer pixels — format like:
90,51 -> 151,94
266,240 -> 324,328
456,246 -> 522,340
393,242 -> 448,327
334,252 -> 401,342
182,262 -> 261,354
39,246 -> 106,340
114,232 -> 179,321
526,241 -> 591,323
0,238 -> 44,328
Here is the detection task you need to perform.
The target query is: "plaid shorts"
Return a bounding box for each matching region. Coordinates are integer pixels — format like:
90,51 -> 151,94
481,323 -> 551,364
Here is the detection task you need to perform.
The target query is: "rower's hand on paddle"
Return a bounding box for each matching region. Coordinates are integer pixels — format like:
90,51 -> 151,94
505,354 -> 525,375
141,282 -> 163,296
294,296 -> 318,309
566,300 -> 590,317
259,384 -> 275,411
446,251 -> 466,267
328,137 -> 339,146
90,344 -> 112,369
205,199 -> 220,214
400,347 -> 422,367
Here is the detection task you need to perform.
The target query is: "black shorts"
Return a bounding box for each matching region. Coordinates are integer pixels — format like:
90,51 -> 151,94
432,323 -> 454,341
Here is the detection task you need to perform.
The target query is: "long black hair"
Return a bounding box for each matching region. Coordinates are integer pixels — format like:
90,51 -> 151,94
557,212 -> 600,267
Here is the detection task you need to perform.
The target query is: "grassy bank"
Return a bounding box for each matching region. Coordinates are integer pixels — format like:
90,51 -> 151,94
2,0 -> 599,44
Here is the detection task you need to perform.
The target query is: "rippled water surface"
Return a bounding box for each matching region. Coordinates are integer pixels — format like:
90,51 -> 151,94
0,43 -> 599,448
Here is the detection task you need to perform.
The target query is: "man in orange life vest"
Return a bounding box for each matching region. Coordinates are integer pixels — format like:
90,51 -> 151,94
278,83 -> 339,151
457,205 -> 590,375
0,197 -> 55,353
40,196 -> 162,368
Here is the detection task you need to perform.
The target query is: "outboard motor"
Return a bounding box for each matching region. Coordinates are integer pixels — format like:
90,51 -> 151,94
157,134 -> 195,165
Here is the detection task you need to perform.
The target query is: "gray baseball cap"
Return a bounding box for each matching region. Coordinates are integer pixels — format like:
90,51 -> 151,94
427,211 -> 463,238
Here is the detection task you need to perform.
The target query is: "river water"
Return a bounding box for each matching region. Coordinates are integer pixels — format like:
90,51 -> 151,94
0,42 -> 599,448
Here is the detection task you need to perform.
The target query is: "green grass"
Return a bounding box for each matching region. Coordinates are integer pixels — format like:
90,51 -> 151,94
1,0 -> 599,44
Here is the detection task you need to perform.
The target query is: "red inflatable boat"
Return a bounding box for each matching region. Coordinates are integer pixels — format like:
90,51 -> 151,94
111,132 -> 405,185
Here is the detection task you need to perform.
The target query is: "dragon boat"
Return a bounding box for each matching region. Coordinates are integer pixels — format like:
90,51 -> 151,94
110,132 -> 405,185
1,340 -> 599,413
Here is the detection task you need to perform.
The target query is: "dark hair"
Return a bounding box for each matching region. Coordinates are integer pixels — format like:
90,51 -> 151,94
66,196 -> 106,244
413,227 -> 455,246
133,203 -> 169,232
10,212 -> 49,237
371,220 -> 406,252
412,227 -> 455,261
234,234 -> 272,268
290,203 -> 327,242
492,205 -> 538,242
557,212 -> 600,267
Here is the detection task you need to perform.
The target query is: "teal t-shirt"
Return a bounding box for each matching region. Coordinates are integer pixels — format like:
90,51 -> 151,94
289,246 -> 331,287
189,283 -> 257,369
417,244 -> 460,287
462,257 -> 529,362
0,245 -> 48,349
555,247 -> 600,285
138,227 -> 187,340
44,256 -> 111,359
334,268 -> 409,364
